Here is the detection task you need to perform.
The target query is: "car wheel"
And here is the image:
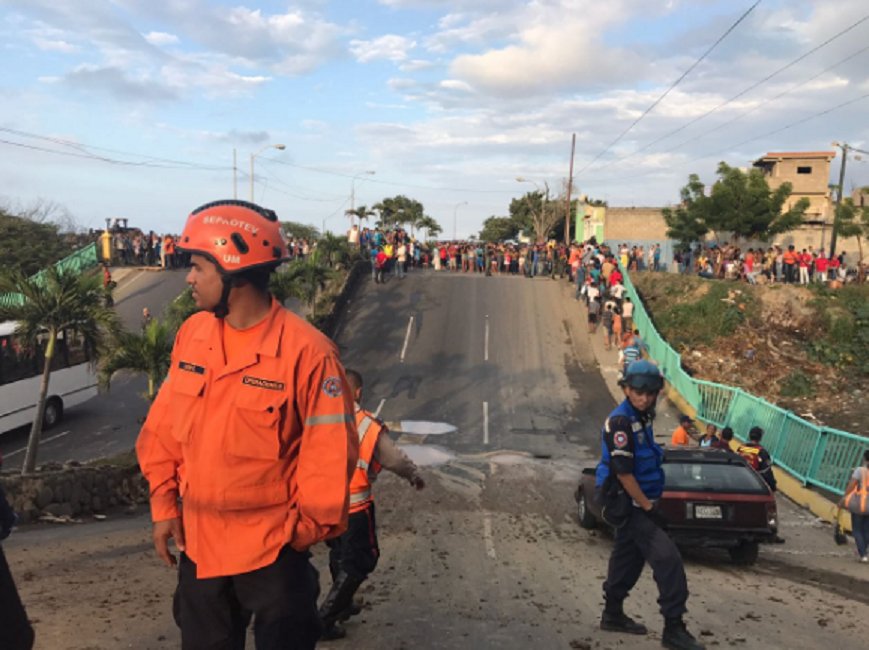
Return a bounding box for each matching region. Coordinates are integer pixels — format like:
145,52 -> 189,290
43,398 -> 63,429
577,490 -> 597,530
728,541 -> 759,566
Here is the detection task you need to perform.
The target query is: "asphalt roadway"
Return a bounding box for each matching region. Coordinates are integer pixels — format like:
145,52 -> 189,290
2,267 -> 868,649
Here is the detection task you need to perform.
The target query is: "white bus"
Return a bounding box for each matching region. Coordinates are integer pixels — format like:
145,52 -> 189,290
0,321 -> 99,435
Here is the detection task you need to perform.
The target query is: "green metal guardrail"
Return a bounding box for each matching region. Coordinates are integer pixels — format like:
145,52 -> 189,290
620,268 -> 865,495
0,242 -> 101,309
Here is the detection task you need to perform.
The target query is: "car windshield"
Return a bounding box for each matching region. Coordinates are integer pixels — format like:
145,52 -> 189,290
664,461 -> 768,493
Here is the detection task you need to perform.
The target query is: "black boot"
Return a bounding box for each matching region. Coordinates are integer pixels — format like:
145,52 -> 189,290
320,622 -> 346,641
319,572 -> 364,631
600,603 -> 648,635
662,617 -> 705,650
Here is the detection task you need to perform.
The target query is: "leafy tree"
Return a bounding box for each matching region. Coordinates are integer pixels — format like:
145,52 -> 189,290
834,197 -> 869,273
0,210 -> 74,276
281,220 -> 320,242
372,196 -> 424,230
663,174 -> 710,249
510,186 -> 560,242
704,162 -> 808,241
479,216 -> 520,242
0,266 -> 118,474
99,318 -> 173,401
663,163 -> 808,248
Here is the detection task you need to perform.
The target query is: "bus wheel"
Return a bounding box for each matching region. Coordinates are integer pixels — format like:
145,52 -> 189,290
44,398 -> 63,429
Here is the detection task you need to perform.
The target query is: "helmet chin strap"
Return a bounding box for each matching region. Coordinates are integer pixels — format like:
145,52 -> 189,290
212,275 -> 234,319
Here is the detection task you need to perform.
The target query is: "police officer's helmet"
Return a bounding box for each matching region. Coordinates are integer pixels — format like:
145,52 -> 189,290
620,360 -> 664,392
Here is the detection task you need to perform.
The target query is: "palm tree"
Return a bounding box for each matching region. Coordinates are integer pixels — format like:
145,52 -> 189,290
314,233 -> 353,269
418,215 -> 442,241
99,318 -> 173,402
275,258 -> 335,311
345,205 -> 375,228
0,266 -> 118,474
164,287 -> 199,332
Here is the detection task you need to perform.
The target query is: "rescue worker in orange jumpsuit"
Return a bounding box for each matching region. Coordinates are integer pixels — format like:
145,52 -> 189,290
318,369 -> 425,640
136,200 -> 358,650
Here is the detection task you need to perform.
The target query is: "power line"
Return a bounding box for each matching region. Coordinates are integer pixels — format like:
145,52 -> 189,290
588,90 -> 869,188
585,41 -> 869,178
0,126 -> 227,170
575,0 -> 761,177
584,12 -> 869,176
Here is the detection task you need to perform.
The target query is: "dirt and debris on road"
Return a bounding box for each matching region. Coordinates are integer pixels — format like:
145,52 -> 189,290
4,451 -> 868,650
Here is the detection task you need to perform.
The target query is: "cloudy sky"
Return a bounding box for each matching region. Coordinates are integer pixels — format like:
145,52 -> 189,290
1,0 -> 868,237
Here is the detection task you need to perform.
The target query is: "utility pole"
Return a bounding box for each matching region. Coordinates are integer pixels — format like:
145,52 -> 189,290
829,142 -> 849,258
564,133 -> 576,246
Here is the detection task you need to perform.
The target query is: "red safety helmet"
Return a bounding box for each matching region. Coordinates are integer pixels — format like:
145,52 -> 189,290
177,200 -> 289,275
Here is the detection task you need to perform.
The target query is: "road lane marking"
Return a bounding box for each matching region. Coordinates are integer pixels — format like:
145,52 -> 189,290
484,314 -> 489,361
4,430 -> 72,458
483,401 -> 489,445
374,399 -> 386,418
483,515 -> 497,559
400,315 -> 414,362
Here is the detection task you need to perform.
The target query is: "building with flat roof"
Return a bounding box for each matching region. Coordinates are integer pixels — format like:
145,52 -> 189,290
752,151 -> 836,222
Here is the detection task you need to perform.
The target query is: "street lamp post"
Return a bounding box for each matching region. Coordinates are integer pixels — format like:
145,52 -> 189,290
250,143 -> 286,202
453,201 -> 468,241
349,170 -> 376,226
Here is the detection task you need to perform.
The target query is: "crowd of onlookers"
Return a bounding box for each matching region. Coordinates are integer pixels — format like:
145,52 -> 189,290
676,242 -> 856,284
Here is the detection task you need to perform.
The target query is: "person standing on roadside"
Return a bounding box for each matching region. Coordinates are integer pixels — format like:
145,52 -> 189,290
0,476 -> 35,650
319,369 -> 425,639
736,426 -> 777,492
595,360 -> 705,650
136,200 -> 358,650
839,449 -> 869,563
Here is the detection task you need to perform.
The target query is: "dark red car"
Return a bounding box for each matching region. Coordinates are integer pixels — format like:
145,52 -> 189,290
575,447 -> 778,565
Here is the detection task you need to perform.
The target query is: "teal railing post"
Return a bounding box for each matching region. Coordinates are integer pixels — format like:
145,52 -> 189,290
806,429 -> 829,487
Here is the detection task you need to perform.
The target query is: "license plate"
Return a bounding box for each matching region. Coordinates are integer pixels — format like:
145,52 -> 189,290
694,504 -> 722,519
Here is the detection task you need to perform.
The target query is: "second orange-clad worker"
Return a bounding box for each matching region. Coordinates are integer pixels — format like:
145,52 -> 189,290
318,369 -> 425,640
136,199 -> 358,650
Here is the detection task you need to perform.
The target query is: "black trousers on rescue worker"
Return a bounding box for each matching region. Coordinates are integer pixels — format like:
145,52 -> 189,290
327,503 -> 379,581
173,545 -> 321,650
603,507 -> 689,620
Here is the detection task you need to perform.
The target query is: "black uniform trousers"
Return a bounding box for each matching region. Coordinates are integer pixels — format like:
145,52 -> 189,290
603,507 -> 688,620
0,545 -> 34,650
327,503 -> 380,582
173,545 -> 321,650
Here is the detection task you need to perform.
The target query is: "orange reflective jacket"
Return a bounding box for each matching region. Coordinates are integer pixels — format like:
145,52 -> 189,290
136,300 -> 358,578
349,406 -> 383,513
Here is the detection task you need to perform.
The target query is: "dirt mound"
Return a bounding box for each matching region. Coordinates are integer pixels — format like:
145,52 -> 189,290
632,273 -> 867,434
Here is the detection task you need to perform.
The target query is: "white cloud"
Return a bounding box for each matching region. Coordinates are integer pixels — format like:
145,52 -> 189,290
439,79 -> 473,92
144,31 -> 179,46
32,37 -> 77,53
349,35 -> 416,63
399,58 -> 434,72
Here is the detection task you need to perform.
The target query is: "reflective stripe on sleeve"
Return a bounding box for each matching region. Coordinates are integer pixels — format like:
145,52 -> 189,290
611,450 -> 634,457
350,489 -> 371,504
357,459 -> 369,470
305,413 -> 354,426
357,416 -> 374,442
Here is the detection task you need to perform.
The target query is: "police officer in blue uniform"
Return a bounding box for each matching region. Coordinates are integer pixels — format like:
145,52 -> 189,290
595,360 -> 704,650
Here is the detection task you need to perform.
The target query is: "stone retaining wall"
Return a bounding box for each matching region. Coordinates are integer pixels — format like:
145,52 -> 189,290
0,463 -> 148,523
